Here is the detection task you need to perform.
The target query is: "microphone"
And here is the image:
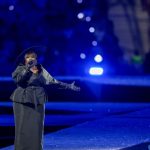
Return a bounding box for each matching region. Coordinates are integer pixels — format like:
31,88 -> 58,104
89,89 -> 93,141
27,59 -> 37,69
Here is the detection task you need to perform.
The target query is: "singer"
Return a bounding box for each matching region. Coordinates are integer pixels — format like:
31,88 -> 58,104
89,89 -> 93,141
10,47 -> 80,150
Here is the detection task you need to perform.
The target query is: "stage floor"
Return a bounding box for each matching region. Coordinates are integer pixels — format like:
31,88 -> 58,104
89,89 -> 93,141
0,102 -> 150,150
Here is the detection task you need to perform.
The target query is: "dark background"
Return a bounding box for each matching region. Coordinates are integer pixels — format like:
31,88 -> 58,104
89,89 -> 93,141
0,0 -> 150,77
0,1 -> 150,149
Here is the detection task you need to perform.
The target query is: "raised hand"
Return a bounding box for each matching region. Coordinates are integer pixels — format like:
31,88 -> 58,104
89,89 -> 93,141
26,59 -> 37,69
57,80 -> 81,91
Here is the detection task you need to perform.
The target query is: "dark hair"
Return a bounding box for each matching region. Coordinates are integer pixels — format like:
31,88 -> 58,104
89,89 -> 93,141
24,51 -> 38,59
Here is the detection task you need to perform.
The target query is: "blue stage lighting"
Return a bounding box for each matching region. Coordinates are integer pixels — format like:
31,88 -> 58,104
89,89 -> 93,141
80,53 -> 86,59
89,67 -> 103,75
92,41 -> 97,46
9,5 -> 14,11
89,27 -> 95,33
77,0 -> 83,4
85,16 -> 91,22
94,54 -> 103,63
77,12 -> 84,19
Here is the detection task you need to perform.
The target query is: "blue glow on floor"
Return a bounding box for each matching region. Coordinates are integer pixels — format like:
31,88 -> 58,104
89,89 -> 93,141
1,76 -> 150,86
1,108 -> 150,150
0,102 -> 150,149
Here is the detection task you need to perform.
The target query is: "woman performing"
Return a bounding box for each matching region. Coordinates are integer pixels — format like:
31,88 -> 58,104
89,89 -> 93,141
10,46 -> 80,150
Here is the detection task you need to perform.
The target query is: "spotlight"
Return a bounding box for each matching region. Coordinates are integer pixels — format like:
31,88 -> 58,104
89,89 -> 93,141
77,0 -> 83,4
9,5 -> 14,11
85,16 -> 91,22
92,41 -> 98,46
89,67 -> 104,75
94,54 -> 103,63
80,53 -> 86,59
89,27 -> 95,33
77,12 -> 84,19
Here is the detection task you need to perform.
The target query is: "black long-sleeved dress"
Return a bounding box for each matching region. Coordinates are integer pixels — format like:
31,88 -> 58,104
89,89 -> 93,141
10,64 -> 71,150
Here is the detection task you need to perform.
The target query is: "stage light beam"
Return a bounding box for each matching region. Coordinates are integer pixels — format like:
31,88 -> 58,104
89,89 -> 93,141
77,12 -> 84,19
85,16 -> 91,22
92,41 -> 98,46
89,67 -> 104,75
80,53 -> 86,59
94,54 -> 103,63
9,5 -> 14,11
77,0 -> 83,4
89,27 -> 95,33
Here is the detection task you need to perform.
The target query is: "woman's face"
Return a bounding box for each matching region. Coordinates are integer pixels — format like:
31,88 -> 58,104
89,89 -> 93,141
24,53 -> 37,64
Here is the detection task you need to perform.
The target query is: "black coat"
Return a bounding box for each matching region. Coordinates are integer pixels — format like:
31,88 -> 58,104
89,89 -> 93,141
10,64 -> 69,106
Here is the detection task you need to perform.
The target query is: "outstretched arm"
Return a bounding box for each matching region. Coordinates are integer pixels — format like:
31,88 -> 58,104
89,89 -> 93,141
41,67 -> 80,91
55,80 -> 80,91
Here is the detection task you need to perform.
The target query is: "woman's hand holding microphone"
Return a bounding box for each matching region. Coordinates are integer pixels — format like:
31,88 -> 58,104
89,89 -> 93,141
26,60 -> 38,74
